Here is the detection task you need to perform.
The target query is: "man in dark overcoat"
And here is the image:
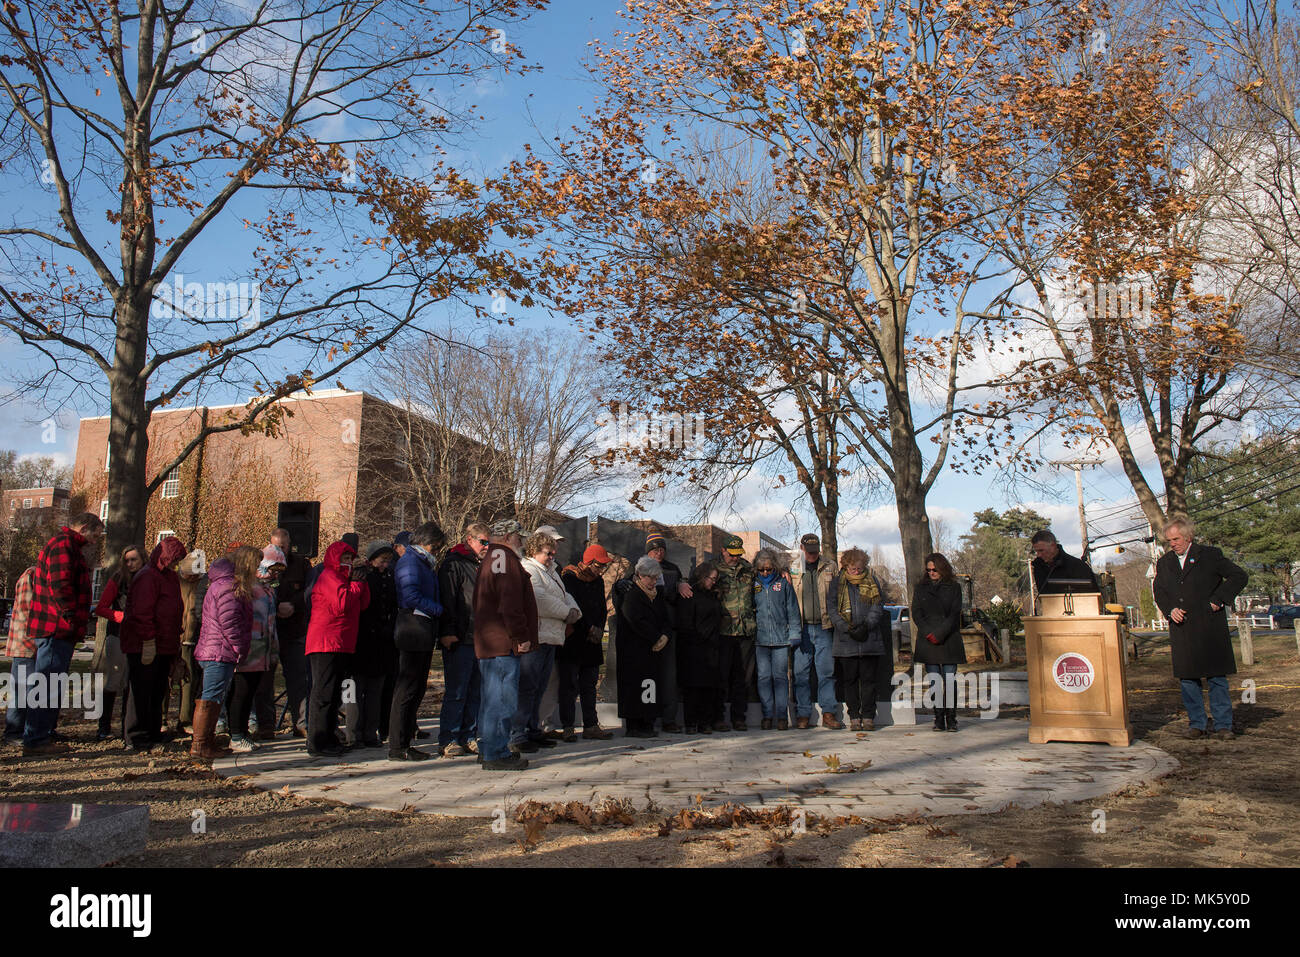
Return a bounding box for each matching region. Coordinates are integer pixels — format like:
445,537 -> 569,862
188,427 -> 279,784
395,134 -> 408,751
1152,515 -> 1248,739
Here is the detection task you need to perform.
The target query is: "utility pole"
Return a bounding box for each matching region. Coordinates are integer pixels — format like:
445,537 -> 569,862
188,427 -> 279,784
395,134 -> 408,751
1050,459 -> 1103,562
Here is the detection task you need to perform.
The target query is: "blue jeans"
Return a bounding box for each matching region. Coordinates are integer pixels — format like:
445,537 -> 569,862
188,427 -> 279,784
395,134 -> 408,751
22,638 -> 75,746
477,655 -> 521,762
4,657 -> 35,741
198,660 -> 236,704
792,624 -> 837,717
438,640 -> 481,748
755,644 -> 790,721
1181,676 -> 1233,731
511,644 -> 555,745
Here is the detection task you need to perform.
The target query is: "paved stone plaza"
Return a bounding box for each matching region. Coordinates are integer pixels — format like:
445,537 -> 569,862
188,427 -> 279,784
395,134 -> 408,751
214,714 -> 1178,819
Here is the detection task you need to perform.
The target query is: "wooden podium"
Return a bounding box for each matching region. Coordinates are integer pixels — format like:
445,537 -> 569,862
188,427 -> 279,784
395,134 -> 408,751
1024,593 -> 1133,746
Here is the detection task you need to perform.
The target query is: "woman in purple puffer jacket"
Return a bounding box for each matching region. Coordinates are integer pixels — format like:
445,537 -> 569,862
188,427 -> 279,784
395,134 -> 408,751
191,546 -> 259,760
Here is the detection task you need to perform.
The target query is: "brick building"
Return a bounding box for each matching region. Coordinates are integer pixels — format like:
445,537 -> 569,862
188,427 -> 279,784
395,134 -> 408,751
2,486 -> 70,527
626,520 -> 789,564
70,389 -> 512,559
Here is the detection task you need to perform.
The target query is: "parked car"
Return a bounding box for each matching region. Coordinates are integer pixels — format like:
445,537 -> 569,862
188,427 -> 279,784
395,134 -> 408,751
884,604 -> 911,649
1267,604 -> 1300,627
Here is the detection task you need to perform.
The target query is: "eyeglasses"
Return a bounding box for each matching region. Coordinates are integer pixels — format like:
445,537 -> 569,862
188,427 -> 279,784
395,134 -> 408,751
926,567 -> 939,574
476,538 -> 489,546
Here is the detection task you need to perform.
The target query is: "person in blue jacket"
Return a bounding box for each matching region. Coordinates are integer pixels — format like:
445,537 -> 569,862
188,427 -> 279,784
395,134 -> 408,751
387,522 -> 445,760
753,549 -> 801,730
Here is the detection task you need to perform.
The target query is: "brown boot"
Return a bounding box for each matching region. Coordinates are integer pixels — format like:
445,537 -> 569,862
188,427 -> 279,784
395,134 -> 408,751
821,711 -> 844,730
795,716 -> 810,729
190,700 -> 231,761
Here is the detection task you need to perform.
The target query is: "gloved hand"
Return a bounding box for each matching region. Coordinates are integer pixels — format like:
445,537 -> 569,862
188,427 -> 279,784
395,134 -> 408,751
925,633 -> 941,645
141,639 -> 157,665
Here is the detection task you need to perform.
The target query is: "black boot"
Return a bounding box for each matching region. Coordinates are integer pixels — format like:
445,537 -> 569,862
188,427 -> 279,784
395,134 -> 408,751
945,708 -> 959,732
932,708 -> 946,732
97,691 -> 116,740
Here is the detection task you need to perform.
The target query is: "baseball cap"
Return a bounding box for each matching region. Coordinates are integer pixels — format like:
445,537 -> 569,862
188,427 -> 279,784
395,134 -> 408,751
723,534 -> 744,556
583,544 -> 612,565
535,524 -> 565,541
491,519 -> 524,537
800,533 -> 820,549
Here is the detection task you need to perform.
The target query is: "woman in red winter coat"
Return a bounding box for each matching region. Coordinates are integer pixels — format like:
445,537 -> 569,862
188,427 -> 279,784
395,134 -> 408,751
120,535 -> 188,751
305,540 -> 370,757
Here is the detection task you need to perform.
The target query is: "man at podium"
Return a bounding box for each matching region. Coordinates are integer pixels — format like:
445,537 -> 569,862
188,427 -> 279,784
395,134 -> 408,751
1030,529 -> 1099,594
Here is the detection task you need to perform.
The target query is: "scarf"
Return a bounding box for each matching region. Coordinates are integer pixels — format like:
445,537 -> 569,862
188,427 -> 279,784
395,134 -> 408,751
756,569 -> 778,588
563,562 -> 599,582
837,569 -> 880,621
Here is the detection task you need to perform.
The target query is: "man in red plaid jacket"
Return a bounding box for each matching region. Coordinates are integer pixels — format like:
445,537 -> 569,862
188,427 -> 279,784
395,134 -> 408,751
16,512 -> 103,755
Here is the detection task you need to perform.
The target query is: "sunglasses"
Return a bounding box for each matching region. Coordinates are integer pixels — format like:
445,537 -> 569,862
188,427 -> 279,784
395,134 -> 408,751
476,538 -> 490,546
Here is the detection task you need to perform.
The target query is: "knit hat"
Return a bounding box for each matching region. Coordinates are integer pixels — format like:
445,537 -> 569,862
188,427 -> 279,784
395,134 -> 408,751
393,531 -> 412,548
723,534 -> 744,556
365,539 -> 395,561
261,544 -> 287,566
342,532 -> 360,551
646,531 -> 667,551
491,518 -> 523,537
583,544 -> 612,565
535,524 -> 565,541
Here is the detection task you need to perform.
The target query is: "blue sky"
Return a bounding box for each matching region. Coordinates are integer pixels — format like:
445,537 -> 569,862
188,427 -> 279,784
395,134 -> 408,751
0,0 -> 1173,567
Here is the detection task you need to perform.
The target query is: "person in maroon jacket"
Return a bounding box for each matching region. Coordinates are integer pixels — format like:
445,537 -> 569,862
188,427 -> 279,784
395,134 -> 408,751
304,540 -> 370,757
19,512 -> 103,755
471,519 -> 537,770
120,535 -> 188,751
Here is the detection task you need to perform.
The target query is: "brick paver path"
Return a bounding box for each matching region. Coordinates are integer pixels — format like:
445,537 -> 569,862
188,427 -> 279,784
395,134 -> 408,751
215,714 -> 1177,819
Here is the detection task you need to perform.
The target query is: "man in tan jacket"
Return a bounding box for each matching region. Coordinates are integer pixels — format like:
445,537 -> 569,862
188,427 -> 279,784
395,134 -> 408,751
789,533 -> 843,729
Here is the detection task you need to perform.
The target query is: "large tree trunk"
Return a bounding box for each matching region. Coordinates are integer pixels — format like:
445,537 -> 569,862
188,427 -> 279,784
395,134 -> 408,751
104,296 -> 152,563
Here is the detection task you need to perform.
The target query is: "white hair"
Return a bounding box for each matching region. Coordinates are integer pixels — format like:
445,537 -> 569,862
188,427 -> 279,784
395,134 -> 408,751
634,556 -> 662,578
1164,515 -> 1195,537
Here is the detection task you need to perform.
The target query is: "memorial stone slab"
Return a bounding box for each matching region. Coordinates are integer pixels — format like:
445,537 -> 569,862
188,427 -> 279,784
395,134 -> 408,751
0,802 -> 149,867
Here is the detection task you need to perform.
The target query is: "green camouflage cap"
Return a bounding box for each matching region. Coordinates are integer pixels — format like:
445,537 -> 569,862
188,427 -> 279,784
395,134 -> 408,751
723,534 -> 744,555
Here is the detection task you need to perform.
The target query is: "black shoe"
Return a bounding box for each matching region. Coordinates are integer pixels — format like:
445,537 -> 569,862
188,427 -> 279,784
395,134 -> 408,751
733,721 -> 748,731
684,724 -> 698,734
414,729 -> 431,740
307,745 -> 345,758
932,710 -> 946,731
661,722 -> 681,733
945,709 -> 958,732
96,729 -> 114,742
513,739 -> 540,753
388,747 -> 431,761
529,737 -> 558,749
483,754 -> 529,771
712,722 -> 731,733
697,724 -> 712,734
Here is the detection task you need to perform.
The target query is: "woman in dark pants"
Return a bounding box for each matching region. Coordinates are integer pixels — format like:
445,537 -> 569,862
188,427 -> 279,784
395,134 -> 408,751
613,556 -> 673,737
675,562 -> 724,734
911,552 -> 966,731
828,548 -> 889,731
347,541 -> 398,748
559,544 -> 615,740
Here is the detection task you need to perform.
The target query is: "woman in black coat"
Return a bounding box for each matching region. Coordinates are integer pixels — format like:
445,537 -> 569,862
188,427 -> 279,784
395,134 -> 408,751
346,543 -> 398,748
613,556 -> 672,738
675,562 -> 724,734
911,552 -> 965,732
559,545 -> 614,741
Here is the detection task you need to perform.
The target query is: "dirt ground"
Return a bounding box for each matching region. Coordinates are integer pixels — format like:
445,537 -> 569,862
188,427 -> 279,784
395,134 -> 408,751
3,633 -> 1297,867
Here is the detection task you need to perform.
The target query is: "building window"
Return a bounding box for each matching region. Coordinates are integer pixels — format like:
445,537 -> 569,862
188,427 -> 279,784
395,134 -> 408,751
38,497 -> 45,508
8,499 -> 14,510
100,499 -> 109,522
161,466 -> 180,499
91,567 -> 105,602
22,498 -> 31,509
105,444 -> 111,472
156,529 -> 176,544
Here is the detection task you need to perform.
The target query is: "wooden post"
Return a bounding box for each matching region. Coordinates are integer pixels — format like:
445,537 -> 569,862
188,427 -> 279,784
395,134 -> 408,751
1000,627 -> 1011,665
1239,618 -> 1254,666
1293,619 -> 1299,658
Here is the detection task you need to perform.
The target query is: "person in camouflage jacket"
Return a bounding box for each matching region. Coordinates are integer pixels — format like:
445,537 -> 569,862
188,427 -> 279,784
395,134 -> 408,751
713,535 -> 757,730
